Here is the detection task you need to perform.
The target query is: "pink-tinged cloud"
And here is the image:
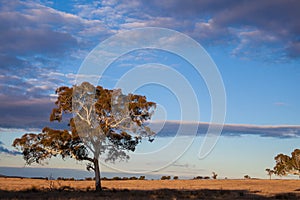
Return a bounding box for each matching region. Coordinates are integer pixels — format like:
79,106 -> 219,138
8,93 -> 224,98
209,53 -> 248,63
273,102 -> 288,106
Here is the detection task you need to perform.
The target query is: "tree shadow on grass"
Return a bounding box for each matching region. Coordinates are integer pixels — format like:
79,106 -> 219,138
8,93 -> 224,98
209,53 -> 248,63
0,188 -> 299,200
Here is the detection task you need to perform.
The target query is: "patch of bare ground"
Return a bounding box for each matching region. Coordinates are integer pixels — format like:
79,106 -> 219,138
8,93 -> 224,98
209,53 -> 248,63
0,178 -> 299,199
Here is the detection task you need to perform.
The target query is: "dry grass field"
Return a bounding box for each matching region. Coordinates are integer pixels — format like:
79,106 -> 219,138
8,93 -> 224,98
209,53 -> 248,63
0,177 -> 299,199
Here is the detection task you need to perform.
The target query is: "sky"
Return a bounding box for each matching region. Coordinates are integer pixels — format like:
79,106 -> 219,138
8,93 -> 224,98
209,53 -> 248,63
0,0 -> 300,179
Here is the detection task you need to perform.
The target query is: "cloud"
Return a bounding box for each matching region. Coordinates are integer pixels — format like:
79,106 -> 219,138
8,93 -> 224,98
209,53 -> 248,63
0,0 -> 112,74
273,102 -> 288,107
0,141 -> 21,156
105,0 -> 300,59
0,7 -> 77,56
0,0 -> 299,130
0,70 -> 102,129
149,121 -> 300,139
0,94 -> 55,128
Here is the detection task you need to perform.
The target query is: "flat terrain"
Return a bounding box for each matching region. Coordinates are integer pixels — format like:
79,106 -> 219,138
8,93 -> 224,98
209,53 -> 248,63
0,177 -> 299,199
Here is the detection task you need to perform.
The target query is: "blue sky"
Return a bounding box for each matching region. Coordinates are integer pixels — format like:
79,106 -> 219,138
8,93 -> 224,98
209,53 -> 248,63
0,0 -> 300,179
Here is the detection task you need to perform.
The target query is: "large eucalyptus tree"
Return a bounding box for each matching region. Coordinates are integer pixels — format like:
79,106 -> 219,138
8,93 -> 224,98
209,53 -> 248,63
274,149 -> 300,178
13,82 -> 156,191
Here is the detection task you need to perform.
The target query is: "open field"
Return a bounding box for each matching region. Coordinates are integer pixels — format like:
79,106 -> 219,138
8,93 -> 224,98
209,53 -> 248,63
0,177 -> 300,199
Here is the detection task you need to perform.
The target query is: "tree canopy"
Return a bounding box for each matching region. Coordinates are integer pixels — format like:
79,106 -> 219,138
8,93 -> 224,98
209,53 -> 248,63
265,168 -> 274,180
273,149 -> 300,178
13,82 -> 156,191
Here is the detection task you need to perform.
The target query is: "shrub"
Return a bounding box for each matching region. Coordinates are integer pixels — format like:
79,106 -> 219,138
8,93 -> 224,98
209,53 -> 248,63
129,176 -> 138,180
173,176 -> 179,180
112,176 -> 122,180
139,176 -> 146,180
56,177 -> 75,181
193,176 -> 203,180
161,176 -> 171,180
244,175 -> 251,179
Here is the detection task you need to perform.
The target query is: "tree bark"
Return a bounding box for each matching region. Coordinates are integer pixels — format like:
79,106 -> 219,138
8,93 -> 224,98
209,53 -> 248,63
94,158 -> 102,191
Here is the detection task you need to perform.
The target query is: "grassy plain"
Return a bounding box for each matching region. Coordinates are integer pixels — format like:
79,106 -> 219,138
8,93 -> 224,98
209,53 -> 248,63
0,177 -> 299,199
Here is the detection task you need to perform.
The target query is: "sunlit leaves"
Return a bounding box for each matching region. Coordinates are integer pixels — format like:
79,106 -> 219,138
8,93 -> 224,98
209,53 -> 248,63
13,82 -> 156,165
274,149 -> 300,177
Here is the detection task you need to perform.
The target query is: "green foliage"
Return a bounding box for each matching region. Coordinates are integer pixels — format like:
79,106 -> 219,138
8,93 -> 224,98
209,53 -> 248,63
273,149 -> 300,177
12,128 -> 89,165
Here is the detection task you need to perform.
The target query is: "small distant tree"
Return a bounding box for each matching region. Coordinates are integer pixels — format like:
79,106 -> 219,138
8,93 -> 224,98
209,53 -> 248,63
161,175 -> 171,180
265,168 -> 275,180
273,149 -> 300,178
212,172 -> 218,179
13,82 -> 156,191
244,175 -> 251,179
173,176 -> 179,180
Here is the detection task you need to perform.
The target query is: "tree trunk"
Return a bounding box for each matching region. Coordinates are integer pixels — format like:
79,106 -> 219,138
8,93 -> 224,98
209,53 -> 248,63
94,158 -> 102,191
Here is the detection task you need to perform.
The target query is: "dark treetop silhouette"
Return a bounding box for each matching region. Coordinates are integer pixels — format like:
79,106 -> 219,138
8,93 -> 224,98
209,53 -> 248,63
13,82 -> 156,191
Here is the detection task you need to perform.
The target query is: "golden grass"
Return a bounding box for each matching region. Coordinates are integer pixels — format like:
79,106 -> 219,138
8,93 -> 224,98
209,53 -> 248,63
0,178 -> 299,199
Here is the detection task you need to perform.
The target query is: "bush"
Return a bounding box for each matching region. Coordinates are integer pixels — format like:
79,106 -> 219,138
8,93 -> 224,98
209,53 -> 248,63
161,176 -> 171,180
244,175 -> 251,179
129,176 -> 138,180
193,176 -> 203,180
56,177 -> 75,181
204,176 -> 210,179
173,176 -> 179,180
139,176 -> 146,180
85,177 -> 93,181
112,176 -> 122,180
